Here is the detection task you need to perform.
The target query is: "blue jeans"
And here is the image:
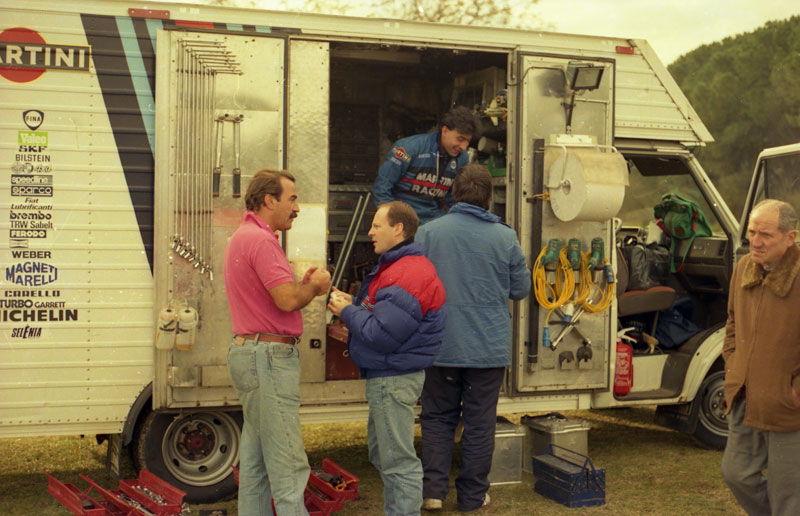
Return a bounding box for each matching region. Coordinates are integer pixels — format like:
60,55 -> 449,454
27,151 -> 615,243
227,339 -> 309,516
366,371 -> 425,516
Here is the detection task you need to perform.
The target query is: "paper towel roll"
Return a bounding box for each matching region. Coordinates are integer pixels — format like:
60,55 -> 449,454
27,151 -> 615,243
547,148 -> 628,222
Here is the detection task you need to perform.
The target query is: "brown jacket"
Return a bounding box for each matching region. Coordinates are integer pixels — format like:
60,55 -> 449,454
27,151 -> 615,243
723,244 -> 800,431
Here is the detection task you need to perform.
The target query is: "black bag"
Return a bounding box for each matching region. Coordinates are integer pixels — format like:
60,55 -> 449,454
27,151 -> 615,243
620,243 -> 671,291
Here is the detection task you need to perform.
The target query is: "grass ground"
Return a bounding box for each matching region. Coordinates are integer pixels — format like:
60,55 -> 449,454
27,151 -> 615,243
0,407 -> 744,516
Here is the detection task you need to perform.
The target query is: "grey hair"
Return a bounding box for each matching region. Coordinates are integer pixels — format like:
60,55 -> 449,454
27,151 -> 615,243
752,199 -> 798,232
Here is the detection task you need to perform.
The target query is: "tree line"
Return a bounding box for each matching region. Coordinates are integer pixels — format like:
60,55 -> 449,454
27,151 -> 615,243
668,16 -> 800,216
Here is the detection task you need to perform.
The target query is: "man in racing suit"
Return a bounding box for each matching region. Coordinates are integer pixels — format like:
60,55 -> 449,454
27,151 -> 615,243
372,106 -> 480,224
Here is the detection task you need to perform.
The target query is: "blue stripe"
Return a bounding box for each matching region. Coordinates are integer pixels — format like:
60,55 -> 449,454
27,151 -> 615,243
255,26 -> 272,33
145,18 -> 163,60
227,23 -> 244,31
116,16 -> 155,154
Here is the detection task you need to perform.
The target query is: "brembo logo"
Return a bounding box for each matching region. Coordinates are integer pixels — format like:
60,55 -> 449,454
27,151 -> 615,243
0,27 -> 91,83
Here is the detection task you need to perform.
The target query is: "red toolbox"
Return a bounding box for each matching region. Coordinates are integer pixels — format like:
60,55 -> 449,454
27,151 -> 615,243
318,458 -> 360,500
47,469 -> 187,516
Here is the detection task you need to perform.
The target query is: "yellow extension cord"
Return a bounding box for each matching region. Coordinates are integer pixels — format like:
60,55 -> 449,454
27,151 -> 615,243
533,245 -> 616,324
533,246 -> 575,325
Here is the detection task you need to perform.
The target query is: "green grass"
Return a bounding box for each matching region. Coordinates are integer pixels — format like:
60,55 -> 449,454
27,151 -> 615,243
0,407 -> 744,515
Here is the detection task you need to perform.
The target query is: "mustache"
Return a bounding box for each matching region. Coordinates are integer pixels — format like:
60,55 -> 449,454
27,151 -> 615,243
289,212 -> 298,219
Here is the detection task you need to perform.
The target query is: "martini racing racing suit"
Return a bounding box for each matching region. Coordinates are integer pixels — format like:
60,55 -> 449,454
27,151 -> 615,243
372,131 -> 470,225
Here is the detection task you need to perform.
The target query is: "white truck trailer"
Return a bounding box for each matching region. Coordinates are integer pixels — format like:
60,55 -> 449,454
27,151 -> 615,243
0,0 -> 757,502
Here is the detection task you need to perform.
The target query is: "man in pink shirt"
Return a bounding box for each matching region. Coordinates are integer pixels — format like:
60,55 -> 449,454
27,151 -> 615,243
224,168 -> 331,516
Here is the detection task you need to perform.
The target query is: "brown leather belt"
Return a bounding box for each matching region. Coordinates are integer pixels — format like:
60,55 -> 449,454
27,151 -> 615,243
234,333 -> 299,346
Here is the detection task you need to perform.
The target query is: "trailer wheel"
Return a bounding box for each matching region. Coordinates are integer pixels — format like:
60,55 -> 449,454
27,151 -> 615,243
691,368 -> 728,450
134,410 -> 242,503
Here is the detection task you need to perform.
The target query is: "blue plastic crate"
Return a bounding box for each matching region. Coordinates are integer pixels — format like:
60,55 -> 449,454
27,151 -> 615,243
532,445 -> 605,508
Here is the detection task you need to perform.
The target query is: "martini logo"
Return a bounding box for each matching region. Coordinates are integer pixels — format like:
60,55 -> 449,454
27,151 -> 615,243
23,110 -> 43,130
0,27 -> 91,83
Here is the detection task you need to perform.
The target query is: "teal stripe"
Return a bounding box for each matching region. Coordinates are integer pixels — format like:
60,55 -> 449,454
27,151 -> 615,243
145,18 -> 163,60
255,26 -> 272,33
116,16 -> 155,154
227,23 -> 244,31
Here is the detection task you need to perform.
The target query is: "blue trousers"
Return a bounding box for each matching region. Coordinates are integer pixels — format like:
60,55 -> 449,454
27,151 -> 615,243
366,371 -> 425,516
227,339 -> 310,516
722,398 -> 800,516
420,366 -> 505,512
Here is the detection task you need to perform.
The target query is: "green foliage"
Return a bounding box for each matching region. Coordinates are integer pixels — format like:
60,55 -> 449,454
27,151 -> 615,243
669,16 -> 800,217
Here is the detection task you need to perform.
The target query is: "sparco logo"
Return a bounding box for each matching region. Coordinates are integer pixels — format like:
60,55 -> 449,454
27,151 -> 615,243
23,110 -> 43,130
0,27 -> 91,83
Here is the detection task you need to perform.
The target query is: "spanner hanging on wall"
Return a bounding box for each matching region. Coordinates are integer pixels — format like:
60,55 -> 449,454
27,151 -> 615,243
212,116 -> 224,197
211,113 -> 244,198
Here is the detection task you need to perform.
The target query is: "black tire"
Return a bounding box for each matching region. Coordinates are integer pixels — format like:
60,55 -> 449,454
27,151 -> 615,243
133,410 -> 242,503
690,368 -> 728,450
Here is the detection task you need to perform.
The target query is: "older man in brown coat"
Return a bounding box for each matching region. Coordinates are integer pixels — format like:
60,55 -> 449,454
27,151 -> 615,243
721,199 -> 800,516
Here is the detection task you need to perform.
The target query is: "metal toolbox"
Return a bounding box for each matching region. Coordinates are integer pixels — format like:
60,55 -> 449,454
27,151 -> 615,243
532,445 -> 606,508
488,417 -> 525,485
521,413 -> 590,473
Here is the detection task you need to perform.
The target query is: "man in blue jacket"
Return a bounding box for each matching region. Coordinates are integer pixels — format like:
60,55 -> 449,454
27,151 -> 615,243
372,106 -> 481,225
328,200 -> 447,516
415,164 -> 531,512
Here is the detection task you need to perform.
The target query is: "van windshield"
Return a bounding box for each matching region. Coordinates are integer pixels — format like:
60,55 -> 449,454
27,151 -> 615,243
617,154 -> 723,236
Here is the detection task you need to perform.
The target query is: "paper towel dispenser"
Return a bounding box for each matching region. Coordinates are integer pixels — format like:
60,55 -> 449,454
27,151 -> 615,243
545,134 -> 629,222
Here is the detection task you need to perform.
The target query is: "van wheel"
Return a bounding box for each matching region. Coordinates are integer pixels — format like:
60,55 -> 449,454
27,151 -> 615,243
133,410 -> 242,503
691,368 -> 728,450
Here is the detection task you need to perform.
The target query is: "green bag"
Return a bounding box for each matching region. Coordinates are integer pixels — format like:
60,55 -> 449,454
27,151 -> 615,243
653,193 -> 713,273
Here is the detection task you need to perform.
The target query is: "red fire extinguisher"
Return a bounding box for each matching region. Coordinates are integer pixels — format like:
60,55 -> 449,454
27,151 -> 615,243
614,328 -> 635,396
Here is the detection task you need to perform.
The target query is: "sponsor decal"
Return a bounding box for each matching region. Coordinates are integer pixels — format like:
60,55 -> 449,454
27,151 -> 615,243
10,200 -> 51,210
0,299 -> 66,308
5,261 -> 58,286
393,146 -> 411,163
1,309 -> 77,322
9,239 -> 28,248
10,185 -> 52,197
18,131 -> 48,147
9,229 -> 47,239
10,325 -> 42,339
11,174 -> 52,185
0,27 -> 91,83
23,109 -> 43,130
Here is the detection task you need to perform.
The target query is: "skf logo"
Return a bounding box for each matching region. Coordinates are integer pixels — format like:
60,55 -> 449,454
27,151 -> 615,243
393,146 -> 411,163
23,110 -> 43,130
0,27 -> 91,83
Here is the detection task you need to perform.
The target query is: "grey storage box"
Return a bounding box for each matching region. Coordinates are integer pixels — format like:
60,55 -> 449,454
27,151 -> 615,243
521,413 -> 590,473
488,417 -> 526,485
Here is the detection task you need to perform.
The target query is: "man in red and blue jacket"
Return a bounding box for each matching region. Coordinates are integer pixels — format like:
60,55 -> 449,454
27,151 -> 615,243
329,200 -> 446,516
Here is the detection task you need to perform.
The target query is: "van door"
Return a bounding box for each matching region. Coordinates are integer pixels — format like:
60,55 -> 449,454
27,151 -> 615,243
512,53 -> 616,393
152,30 -> 295,409
737,143 -> 800,261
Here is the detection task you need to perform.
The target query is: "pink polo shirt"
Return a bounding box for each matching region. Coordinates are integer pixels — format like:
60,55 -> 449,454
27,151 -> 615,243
223,211 -> 302,336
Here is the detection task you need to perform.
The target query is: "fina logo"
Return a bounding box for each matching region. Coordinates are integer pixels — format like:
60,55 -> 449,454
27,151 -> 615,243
23,109 -> 43,130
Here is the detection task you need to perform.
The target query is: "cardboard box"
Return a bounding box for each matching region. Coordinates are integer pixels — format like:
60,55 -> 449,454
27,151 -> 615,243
488,418 -> 525,485
521,413 -> 590,473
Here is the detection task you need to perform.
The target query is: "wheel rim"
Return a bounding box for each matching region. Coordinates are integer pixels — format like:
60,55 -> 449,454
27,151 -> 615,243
698,371 -> 728,436
161,411 -> 240,486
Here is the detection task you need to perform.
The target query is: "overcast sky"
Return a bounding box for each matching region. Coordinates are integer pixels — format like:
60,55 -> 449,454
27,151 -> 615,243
536,0 -> 800,64
178,0 -> 800,65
